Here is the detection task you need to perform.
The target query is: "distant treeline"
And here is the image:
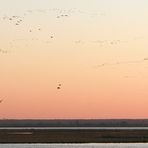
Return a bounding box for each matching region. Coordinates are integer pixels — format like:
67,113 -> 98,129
0,119 -> 148,127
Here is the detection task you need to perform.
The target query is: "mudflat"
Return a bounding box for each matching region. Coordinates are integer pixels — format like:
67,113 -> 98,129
0,128 -> 148,143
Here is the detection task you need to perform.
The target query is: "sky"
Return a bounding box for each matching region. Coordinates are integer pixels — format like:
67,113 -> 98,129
0,0 -> 148,119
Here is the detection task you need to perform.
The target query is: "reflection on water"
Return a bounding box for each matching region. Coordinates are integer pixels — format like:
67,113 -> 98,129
0,143 -> 148,148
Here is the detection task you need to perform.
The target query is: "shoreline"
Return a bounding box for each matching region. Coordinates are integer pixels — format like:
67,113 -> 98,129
0,129 -> 148,143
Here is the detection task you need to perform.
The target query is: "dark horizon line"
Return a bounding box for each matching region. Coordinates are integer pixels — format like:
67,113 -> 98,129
0,118 -> 148,120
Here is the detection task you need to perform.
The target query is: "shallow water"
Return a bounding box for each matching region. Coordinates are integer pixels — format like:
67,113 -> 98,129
1,127 -> 148,130
0,144 -> 148,148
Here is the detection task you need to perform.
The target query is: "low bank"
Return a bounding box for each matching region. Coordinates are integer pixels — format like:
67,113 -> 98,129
0,129 -> 148,143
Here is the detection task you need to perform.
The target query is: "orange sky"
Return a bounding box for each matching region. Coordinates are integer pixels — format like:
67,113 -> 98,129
0,0 -> 148,119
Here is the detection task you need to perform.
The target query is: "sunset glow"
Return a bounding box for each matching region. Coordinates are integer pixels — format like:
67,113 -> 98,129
0,0 -> 148,119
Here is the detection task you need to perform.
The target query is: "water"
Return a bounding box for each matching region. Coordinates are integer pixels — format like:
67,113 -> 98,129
0,143 -> 148,148
1,127 -> 148,130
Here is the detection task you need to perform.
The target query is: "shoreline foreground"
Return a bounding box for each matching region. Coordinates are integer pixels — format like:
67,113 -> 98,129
0,120 -> 148,143
0,128 -> 148,143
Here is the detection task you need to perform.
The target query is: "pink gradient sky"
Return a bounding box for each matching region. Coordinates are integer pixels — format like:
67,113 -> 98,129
0,0 -> 148,119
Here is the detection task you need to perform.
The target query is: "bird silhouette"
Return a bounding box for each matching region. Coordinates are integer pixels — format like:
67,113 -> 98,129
0,99 -> 4,103
57,83 -> 62,89
57,86 -> 61,90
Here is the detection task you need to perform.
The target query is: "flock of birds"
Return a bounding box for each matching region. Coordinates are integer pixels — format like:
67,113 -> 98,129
0,49 -> 8,54
74,39 -> 124,46
0,7 -> 148,93
0,8 -> 106,44
1,8 -> 145,54
25,8 -> 106,18
57,84 -> 62,90
2,15 -> 23,26
1,8 -> 105,25
96,57 -> 148,68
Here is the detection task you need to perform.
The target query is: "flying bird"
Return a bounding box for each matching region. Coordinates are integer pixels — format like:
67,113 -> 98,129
0,99 -> 4,103
57,86 -> 61,90
144,57 -> 148,61
57,83 -> 62,89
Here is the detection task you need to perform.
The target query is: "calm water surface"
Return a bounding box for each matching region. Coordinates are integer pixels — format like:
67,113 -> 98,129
1,127 -> 148,130
0,144 -> 148,148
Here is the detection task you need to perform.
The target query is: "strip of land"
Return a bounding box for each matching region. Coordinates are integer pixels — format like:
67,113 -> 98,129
0,119 -> 148,127
0,120 -> 148,143
0,128 -> 148,143
1,119 -> 148,127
